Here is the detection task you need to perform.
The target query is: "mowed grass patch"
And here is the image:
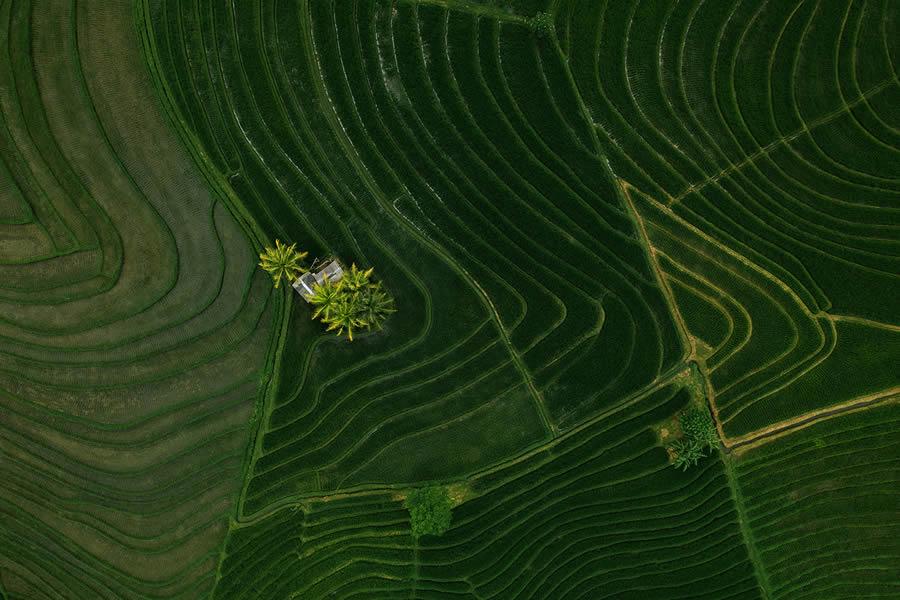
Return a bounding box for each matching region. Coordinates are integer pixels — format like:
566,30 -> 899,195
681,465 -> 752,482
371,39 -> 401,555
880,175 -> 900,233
212,385 -> 764,600
732,401 -> 900,599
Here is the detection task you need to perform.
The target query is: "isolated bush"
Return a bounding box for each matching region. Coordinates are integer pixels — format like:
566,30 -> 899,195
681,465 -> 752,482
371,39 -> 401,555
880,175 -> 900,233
528,12 -> 555,39
406,486 -> 452,538
680,404 -> 719,450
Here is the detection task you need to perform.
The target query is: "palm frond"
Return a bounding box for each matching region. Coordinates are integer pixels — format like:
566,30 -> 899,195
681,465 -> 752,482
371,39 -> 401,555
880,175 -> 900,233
258,239 -> 309,288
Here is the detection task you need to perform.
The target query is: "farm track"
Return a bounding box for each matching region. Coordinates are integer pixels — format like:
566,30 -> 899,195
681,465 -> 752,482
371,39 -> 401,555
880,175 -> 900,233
0,0 -> 276,598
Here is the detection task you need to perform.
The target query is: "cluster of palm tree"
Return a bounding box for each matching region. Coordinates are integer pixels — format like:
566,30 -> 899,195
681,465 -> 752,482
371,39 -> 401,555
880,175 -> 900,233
258,241 -> 395,341
669,405 -> 720,471
306,264 -> 395,341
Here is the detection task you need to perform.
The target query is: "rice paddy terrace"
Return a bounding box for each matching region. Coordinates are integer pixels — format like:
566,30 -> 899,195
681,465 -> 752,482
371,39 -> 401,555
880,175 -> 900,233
0,0 -> 897,599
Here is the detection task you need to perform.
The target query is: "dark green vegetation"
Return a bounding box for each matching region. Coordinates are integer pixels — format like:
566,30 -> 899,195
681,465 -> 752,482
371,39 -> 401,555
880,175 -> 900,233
1,0 -> 897,598
668,401 -> 720,470
630,188 -> 900,439
670,438 -> 706,471
0,0 -> 275,597
527,12 -> 555,38
137,0 -> 683,516
732,402 -> 900,599
214,386 -> 763,599
406,486 -> 453,538
571,0 -> 900,437
680,405 -> 719,451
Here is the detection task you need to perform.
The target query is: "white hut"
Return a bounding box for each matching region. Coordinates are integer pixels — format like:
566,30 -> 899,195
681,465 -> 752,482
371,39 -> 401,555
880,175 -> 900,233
293,260 -> 343,301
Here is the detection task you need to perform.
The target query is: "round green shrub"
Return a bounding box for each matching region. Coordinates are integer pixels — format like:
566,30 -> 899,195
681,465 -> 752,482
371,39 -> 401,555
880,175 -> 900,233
406,486 -> 452,538
680,404 -> 719,450
528,12 -> 555,39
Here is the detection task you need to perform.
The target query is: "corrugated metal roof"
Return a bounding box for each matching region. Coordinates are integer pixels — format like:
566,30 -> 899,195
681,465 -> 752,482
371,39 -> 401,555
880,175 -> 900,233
293,272 -> 317,301
292,261 -> 344,301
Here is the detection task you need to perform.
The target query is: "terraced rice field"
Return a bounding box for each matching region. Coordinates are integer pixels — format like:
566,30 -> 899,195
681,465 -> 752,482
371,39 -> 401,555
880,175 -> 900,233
563,0 -> 900,438
137,0 -> 685,517
2,0 -> 898,598
732,401 -> 900,599
215,386 -> 762,600
0,1 -> 275,597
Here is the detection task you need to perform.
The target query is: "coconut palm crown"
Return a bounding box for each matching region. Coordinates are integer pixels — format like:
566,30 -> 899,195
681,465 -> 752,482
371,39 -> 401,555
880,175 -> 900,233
258,239 -> 308,288
354,282 -> 396,331
306,278 -> 344,321
323,297 -> 363,341
305,261 -> 395,341
341,263 -> 374,294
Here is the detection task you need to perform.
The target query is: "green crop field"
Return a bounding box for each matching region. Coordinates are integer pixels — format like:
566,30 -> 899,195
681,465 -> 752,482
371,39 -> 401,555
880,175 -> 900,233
1,0 -> 897,598
732,401 -> 900,599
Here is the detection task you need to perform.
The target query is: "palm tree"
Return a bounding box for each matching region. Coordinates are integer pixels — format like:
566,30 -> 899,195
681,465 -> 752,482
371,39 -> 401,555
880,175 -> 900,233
341,263 -> 374,295
258,239 -> 308,288
670,439 -> 706,471
307,278 -> 344,321
323,297 -> 363,341
354,282 -> 396,331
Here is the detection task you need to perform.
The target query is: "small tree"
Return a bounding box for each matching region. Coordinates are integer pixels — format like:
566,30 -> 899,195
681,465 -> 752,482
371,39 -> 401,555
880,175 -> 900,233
306,278 -> 344,321
258,239 -> 308,288
670,439 -> 706,471
528,12 -> 555,39
322,297 -> 363,341
354,281 -> 396,331
680,405 -> 719,451
406,486 -> 452,538
341,263 -> 374,295
308,264 -> 395,341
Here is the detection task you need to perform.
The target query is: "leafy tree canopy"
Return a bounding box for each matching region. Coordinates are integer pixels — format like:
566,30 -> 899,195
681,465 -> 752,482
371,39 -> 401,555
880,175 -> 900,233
680,405 -> 719,450
406,486 -> 452,538
306,278 -> 344,321
528,12 -> 555,39
668,402 -> 720,470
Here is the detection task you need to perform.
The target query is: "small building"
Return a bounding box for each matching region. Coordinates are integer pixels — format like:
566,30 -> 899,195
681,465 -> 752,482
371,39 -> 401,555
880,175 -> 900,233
293,259 -> 343,301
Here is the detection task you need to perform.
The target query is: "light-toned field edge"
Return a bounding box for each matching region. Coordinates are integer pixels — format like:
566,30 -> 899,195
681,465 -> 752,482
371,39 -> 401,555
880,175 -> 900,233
724,388 -> 900,456
670,76 -> 898,207
621,180 -> 892,438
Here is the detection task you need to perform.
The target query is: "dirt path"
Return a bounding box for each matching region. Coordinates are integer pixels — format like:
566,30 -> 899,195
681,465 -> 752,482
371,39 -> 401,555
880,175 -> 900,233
722,387 -> 900,455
